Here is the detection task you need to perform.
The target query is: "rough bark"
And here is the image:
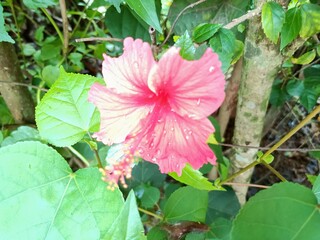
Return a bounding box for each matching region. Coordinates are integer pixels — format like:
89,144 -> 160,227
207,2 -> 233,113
0,42 -> 35,123
229,0 -> 283,205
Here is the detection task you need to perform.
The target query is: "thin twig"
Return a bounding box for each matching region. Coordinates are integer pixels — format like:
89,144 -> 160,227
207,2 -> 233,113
0,81 -> 48,92
224,182 -> 270,189
74,37 -> 123,43
161,0 -> 207,47
41,8 -> 64,44
67,146 -> 90,167
138,207 -> 163,220
218,142 -> 320,152
224,6 -> 262,29
59,0 -> 69,57
149,26 -> 158,57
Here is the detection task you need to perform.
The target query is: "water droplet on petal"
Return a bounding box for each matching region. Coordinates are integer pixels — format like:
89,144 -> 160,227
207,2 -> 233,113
157,119 -> 162,123
156,149 -> 161,155
183,128 -> 187,132
185,135 -> 189,140
164,130 -> 167,134
152,157 -> 157,162
188,131 -> 193,135
151,143 -> 154,147
133,61 -> 139,69
209,66 -> 215,72
188,114 -> 196,118
170,108 -> 176,112
197,99 -> 201,105
138,149 -> 144,154
170,127 -> 174,131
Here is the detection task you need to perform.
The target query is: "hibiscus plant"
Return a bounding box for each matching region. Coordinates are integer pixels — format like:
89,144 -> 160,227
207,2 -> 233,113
0,0 -> 320,239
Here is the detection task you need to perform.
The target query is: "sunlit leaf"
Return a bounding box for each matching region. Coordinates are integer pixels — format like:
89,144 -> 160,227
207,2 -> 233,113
0,141 -> 124,239
0,4 -> 14,43
36,67 -> 101,147
192,23 -> 221,43
291,50 -> 316,65
175,31 -> 195,60
300,3 -> 320,38
261,2 -> 285,44
1,126 -> 42,147
312,175 -> 320,204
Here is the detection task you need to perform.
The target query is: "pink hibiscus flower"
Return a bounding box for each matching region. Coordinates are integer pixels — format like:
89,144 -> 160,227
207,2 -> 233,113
89,37 -> 225,189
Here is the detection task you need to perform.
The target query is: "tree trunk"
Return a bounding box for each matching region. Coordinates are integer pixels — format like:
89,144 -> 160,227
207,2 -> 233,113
229,0 -> 283,205
0,42 -> 35,123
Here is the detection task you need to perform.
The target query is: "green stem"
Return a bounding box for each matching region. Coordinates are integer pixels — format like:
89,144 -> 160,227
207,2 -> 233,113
41,8 -> 64,44
219,161 -> 259,185
93,148 -> 103,169
138,207 -> 163,220
36,81 -> 46,105
262,161 -> 287,182
67,146 -> 90,166
262,104 -> 320,159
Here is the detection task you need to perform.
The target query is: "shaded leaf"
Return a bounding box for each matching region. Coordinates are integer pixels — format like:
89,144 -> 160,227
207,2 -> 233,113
105,5 -> 150,42
312,175 -> 320,204
147,226 -> 168,240
300,3 -> 320,38
169,164 -> 220,191
36,67 -> 101,147
0,141 -> 124,239
104,190 -> 145,240
261,2 -> 285,43
286,78 -> 305,97
192,23 -> 221,43
206,218 -> 232,240
231,182 -> 320,240
135,185 -> 160,209
126,0 -> 162,33
206,187 -> 240,224
164,186 -> 208,223
280,7 -> 302,50
42,65 -> 60,87
269,79 -> 291,106
300,88 -> 318,112
1,126 -> 42,147
168,0 -> 249,35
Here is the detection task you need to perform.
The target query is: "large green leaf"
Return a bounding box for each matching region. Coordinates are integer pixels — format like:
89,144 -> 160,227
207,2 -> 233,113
231,182 -> 320,240
23,0 -> 58,9
280,7 -> 302,50
36,67 -> 101,147
164,186 -> 208,223
90,0 -> 123,12
104,190 -> 146,240
126,0 -> 162,33
167,0 -> 249,35
261,2 -> 285,44
300,3 -> 320,38
169,164 -> 220,191
105,5 -> 150,42
0,4 -> 14,43
0,141 -> 124,239
192,23 -> 221,43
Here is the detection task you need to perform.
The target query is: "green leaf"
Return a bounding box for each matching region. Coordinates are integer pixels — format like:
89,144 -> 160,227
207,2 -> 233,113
125,0 -> 162,33
0,96 -> 13,124
286,78 -> 305,97
209,28 -> 236,72
42,65 -> 60,87
269,79 -> 291,106
192,23 -> 221,43
231,182 -> 320,240
291,50 -> 316,65
1,126 -> 42,147
175,31 -> 196,60
300,3 -> 320,38
104,190 -> 145,240
206,188 -> 240,224
300,88 -> 318,112
91,0 -> 123,12
206,218 -> 232,240
168,0 -> 249,35
22,43 -> 36,56
280,7 -> 302,50
231,40 -> 244,64
0,131 -> 3,145
36,67 -> 101,147
127,161 -> 166,188
0,4 -> 14,43
257,151 -> 274,164
164,186 -> 208,223
169,164 -> 219,191
147,226 -> 168,240
41,43 -> 61,61
0,141 -> 124,239
185,232 -> 206,240
312,175 -> 320,204
105,5 -> 150,42
23,0 -> 58,9
135,185 -> 160,209
309,151 -> 320,160
261,2 -> 285,44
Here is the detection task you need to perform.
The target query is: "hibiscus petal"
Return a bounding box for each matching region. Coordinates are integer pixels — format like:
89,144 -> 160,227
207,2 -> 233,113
137,111 -> 216,174
103,37 -> 156,94
88,83 -> 151,145
149,47 -> 225,119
